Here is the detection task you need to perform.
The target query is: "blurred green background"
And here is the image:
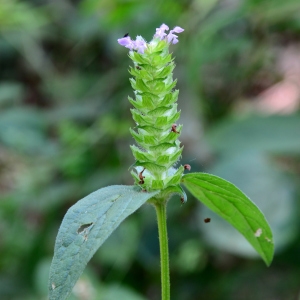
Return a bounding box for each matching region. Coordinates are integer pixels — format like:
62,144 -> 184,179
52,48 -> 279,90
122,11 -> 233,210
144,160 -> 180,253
1,0 -> 300,299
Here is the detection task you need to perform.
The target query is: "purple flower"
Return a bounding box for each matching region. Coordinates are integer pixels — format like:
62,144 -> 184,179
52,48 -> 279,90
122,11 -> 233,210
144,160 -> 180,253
154,23 -> 169,40
172,26 -> 184,34
117,24 -> 184,53
117,36 -> 136,51
167,26 -> 184,44
135,36 -> 147,54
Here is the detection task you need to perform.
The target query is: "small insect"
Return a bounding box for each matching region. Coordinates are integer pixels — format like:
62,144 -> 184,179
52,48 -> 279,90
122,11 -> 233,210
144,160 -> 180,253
136,65 -> 142,70
184,164 -> 191,171
180,196 -> 186,205
204,218 -> 211,223
139,168 -> 145,184
171,124 -> 180,134
123,33 -> 129,37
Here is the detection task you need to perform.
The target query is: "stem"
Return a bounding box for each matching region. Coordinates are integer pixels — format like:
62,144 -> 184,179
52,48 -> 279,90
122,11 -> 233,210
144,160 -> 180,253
154,200 -> 170,300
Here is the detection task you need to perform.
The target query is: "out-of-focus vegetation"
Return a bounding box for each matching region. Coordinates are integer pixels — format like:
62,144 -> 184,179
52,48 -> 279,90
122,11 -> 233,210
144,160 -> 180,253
0,0 -> 300,299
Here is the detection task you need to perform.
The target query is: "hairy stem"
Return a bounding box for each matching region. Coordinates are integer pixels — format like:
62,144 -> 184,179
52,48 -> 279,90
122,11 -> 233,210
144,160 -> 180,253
154,200 -> 170,300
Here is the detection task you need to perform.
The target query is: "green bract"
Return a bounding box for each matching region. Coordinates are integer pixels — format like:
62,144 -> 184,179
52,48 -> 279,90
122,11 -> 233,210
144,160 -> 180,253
128,39 -> 184,199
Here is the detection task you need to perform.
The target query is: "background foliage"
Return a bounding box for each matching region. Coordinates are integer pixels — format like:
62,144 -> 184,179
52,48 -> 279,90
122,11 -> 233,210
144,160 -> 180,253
1,0 -> 300,299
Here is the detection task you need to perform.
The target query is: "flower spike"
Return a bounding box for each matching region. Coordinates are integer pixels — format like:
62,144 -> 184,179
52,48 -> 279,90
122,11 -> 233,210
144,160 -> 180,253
118,24 -> 186,199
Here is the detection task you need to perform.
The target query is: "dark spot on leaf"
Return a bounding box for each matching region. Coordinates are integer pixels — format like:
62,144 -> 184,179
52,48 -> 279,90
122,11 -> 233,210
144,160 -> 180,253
204,218 -> 211,223
77,223 -> 93,234
111,195 -> 121,202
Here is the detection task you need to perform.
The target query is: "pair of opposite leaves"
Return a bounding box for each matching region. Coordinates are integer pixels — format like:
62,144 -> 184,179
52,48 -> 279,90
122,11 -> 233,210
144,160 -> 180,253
48,173 -> 274,300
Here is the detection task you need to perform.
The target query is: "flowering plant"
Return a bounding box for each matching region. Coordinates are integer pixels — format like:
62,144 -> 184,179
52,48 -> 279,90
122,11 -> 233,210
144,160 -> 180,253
48,24 -> 274,300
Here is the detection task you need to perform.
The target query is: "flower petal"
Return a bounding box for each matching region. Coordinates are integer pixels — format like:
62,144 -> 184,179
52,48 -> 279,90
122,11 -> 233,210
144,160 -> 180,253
117,37 -> 135,50
172,26 -> 184,33
154,23 -> 169,40
134,35 -> 147,54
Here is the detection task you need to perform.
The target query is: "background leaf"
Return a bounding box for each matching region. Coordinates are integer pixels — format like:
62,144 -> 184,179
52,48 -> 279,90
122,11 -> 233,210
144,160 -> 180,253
206,115 -> 300,155
182,173 -> 274,266
48,185 -> 159,300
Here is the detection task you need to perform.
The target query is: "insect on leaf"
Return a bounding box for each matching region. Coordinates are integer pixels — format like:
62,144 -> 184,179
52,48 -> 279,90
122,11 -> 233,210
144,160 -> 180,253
182,173 -> 274,266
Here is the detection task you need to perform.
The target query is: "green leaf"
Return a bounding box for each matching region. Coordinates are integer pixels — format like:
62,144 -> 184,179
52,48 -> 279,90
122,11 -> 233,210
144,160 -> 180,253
48,185 -> 159,300
182,173 -> 274,266
203,152 -> 296,256
207,115 -> 300,155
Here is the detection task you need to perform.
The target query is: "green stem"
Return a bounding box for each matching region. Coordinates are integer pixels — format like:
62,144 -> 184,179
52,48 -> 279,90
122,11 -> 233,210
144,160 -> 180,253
154,200 -> 170,300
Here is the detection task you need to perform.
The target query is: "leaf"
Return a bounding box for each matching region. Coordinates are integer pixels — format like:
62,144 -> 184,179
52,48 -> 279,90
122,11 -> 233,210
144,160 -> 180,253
203,152 -> 296,257
182,173 -> 274,266
48,185 -> 159,300
207,115 -> 300,155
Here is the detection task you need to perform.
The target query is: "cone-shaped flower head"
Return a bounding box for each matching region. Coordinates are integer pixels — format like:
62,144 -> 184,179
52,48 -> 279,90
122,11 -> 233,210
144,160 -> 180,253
117,24 -> 186,201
